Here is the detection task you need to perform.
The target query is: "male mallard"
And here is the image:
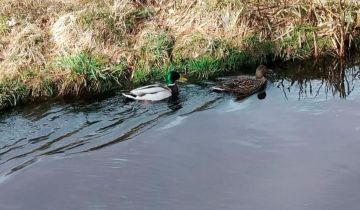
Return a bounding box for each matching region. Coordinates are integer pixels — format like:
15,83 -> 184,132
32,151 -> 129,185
122,71 -> 187,101
212,65 -> 270,98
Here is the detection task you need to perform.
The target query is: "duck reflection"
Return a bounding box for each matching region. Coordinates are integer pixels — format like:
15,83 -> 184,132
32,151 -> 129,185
235,87 -> 267,101
167,95 -> 182,111
257,91 -> 267,100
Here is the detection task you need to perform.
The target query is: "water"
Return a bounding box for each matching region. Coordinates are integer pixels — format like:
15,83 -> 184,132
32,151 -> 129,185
1,58 -> 360,210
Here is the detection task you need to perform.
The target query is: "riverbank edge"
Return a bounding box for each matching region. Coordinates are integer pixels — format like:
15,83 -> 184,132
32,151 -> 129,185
0,50 -> 358,111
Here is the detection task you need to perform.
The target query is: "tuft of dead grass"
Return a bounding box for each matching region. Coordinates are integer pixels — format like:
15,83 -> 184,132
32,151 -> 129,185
0,24 -> 49,79
51,13 -> 93,55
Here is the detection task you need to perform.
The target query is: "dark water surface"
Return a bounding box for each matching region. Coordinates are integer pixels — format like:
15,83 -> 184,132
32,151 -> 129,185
1,59 -> 360,210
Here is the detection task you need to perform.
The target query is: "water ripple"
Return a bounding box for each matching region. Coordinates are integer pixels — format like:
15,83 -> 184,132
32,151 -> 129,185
0,83 -> 223,175
1,60 -> 360,176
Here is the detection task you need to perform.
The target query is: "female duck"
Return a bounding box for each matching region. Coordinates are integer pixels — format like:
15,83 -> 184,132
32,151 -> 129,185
122,71 -> 187,101
212,65 -> 269,98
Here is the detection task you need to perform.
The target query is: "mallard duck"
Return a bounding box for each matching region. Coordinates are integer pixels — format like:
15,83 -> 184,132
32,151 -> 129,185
122,71 -> 187,101
212,65 -> 269,98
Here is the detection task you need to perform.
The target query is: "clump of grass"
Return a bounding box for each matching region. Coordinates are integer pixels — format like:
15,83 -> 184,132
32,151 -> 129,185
0,0 -> 68,26
132,61 -> 173,85
132,29 -> 174,81
54,52 -> 126,95
0,15 -> 9,36
19,68 -> 55,98
242,35 -> 276,62
77,8 -> 124,44
223,50 -> 253,71
60,53 -> 102,78
124,7 -> 154,33
173,34 -> 231,60
0,24 -> 48,79
186,56 -> 223,79
138,30 -> 174,67
0,77 -> 29,110
131,64 -> 152,85
51,13 -> 93,54
184,48 -> 258,79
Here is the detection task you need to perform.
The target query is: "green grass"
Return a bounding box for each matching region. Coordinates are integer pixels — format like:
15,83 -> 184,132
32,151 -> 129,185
186,56 -> 223,78
59,53 -> 103,79
132,46 -> 258,82
54,53 -> 127,95
131,30 -> 176,84
243,35 -> 276,62
140,30 -> 175,68
184,49 -> 259,79
0,15 -> 9,36
132,61 -> 172,85
0,78 -> 29,110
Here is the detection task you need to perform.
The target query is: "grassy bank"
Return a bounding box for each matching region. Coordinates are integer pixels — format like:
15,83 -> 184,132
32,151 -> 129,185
1,0 -> 360,109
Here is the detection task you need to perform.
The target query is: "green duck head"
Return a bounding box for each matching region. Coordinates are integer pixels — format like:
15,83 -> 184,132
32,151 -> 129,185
165,71 -> 187,86
255,65 -> 270,79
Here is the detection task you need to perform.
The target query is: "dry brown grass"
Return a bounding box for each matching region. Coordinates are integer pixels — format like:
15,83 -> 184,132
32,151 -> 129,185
0,24 -> 49,79
1,0 -> 358,75
159,0 -> 360,59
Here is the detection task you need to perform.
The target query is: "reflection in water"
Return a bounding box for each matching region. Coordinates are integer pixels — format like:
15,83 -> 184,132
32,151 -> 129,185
167,95 -> 183,111
273,57 -> 360,100
257,91 -> 267,100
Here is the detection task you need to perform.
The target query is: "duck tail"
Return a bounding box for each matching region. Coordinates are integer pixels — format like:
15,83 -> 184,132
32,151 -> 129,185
122,93 -> 137,99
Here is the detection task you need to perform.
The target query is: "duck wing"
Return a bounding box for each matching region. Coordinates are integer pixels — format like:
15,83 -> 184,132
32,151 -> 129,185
214,76 -> 266,96
123,84 -> 172,101
130,84 -> 168,96
134,89 -> 172,101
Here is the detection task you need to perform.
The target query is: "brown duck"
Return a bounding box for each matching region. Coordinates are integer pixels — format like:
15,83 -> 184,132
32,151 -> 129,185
212,65 -> 269,98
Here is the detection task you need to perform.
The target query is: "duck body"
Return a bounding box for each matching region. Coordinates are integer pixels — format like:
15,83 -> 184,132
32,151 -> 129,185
212,76 -> 267,97
212,65 -> 269,98
122,84 -> 173,101
122,71 -> 186,101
